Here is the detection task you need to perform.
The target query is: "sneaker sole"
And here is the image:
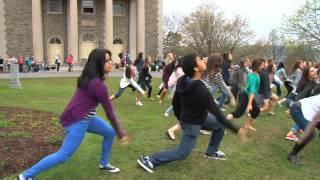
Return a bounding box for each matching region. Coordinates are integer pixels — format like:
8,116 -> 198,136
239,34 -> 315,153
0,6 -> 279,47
285,137 -> 299,141
137,159 -> 154,173
99,167 -> 120,173
203,154 -> 226,160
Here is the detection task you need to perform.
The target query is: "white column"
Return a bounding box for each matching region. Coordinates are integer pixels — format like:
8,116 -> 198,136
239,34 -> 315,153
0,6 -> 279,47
67,0 -> 79,63
136,0 -> 145,54
105,0 -> 113,51
129,0 -> 137,59
32,0 -> 44,63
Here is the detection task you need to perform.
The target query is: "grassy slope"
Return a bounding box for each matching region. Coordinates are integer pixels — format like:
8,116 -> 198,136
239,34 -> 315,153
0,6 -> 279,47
0,77 -> 319,179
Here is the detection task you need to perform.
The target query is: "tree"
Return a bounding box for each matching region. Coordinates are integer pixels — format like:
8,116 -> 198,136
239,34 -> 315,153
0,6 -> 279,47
163,15 -> 183,55
180,2 -> 254,55
265,29 -> 287,61
283,0 -> 320,46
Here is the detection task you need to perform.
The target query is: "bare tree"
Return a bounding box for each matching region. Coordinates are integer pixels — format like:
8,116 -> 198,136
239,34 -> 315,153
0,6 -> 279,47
266,29 -> 287,61
180,3 -> 254,55
163,15 -> 183,54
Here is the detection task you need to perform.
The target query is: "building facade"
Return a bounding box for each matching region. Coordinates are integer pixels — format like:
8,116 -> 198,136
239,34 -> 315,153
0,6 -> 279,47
0,0 -> 163,65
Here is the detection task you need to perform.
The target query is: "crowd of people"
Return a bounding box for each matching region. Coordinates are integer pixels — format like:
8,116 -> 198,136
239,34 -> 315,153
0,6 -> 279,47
16,48 -> 320,179
0,54 -> 74,73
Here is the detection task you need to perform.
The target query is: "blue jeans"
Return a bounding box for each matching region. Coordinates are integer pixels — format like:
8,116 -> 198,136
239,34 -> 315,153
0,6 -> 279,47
23,116 -> 115,178
149,113 -> 225,167
165,105 -> 173,114
290,103 -> 309,130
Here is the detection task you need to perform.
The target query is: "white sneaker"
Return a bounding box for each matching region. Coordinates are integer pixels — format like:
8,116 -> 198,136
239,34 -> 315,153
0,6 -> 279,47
99,163 -> 120,173
164,112 -> 169,117
136,101 -> 143,106
220,107 -> 226,112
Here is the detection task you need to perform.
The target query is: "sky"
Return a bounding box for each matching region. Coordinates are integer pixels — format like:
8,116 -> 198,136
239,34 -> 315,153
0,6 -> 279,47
163,0 -> 306,40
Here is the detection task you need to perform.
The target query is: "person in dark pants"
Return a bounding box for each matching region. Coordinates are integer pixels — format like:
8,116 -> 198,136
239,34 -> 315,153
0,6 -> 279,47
137,54 -> 246,173
226,58 -> 265,131
287,94 -> 320,165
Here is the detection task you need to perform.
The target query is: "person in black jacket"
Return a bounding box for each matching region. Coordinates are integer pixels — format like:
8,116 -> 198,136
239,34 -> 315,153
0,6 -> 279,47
137,54 -> 246,173
136,56 -> 153,105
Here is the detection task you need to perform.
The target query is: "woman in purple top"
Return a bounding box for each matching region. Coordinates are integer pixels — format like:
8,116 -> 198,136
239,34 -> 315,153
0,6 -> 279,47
18,49 -> 128,180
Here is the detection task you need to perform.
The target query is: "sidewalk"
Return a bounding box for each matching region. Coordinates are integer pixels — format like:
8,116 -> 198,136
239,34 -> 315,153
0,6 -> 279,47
0,66 -> 162,79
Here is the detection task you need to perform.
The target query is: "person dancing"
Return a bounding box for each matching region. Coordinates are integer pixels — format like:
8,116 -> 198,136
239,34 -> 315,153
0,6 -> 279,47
17,49 -> 129,180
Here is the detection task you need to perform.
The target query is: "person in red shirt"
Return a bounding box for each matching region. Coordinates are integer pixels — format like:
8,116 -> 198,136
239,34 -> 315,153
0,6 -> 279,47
66,54 -> 74,72
18,56 -> 24,72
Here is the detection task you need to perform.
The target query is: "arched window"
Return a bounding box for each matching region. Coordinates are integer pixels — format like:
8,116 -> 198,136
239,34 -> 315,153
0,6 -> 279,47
82,33 -> 96,42
113,38 -> 123,44
49,37 -> 62,44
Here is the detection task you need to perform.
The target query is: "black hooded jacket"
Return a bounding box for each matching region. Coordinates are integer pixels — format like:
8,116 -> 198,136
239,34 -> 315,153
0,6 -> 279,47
172,75 -> 239,133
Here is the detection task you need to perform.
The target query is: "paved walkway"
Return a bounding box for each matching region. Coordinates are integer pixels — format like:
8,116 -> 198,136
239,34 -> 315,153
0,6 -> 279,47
0,67 -> 162,79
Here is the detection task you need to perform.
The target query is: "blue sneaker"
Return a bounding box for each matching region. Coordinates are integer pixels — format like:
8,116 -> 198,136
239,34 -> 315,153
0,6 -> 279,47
137,156 -> 154,173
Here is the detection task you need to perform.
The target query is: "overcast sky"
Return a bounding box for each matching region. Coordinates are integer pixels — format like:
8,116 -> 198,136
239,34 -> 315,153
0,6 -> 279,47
163,0 -> 306,40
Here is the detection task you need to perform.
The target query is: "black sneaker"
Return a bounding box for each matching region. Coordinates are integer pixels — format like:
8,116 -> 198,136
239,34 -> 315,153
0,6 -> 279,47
137,156 -> 154,173
287,154 -> 301,165
17,174 -> 34,180
99,163 -> 120,173
204,151 -> 226,160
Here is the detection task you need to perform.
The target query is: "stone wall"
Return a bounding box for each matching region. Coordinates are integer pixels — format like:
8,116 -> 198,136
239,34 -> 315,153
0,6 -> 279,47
145,0 -> 161,60
3,0 -> 162,62
78,0 -> 105,49
113,0 -> 130,51
42,0 -> 68,61
4,0 -> 33,57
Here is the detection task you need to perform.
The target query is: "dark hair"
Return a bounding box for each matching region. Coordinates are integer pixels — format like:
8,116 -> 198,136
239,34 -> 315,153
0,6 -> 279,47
239,57 -> 248,69
204,53 -> 223,76
182,54 -> 198,77
77,48 -> 111,88
174,58 -> 183,71
267,61 -> 275,74
291,60 -> 303,75
296,66 -> 316,93
223,52 -> 231,64
277,62 -> 285,70
125,66 -> 131,79
251,58 -> 265,72
133,52 -> 144,66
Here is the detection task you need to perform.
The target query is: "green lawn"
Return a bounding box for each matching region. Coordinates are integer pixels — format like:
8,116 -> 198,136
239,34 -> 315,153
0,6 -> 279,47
1,77 -> 319,179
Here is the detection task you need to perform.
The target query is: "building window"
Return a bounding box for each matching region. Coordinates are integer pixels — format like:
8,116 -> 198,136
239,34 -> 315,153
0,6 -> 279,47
82,33 -> 96,42
49,37 -> 62,44
113,38 -> 123,44
82,0 -> 94,14
48,0 -> 62,14
113,2 -> 125,16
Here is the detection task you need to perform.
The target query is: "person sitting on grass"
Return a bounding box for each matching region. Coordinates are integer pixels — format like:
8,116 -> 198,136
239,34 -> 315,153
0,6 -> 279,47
137,54 -> 247,173
17,49 -> 129,180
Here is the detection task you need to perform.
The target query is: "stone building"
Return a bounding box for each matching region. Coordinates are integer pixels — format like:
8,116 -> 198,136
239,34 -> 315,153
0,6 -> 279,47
0,0 -> 163,65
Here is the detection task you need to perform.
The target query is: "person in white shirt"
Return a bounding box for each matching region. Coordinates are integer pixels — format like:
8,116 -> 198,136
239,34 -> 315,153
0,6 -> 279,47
287,94 -> 320,165
109,65 -> 145,102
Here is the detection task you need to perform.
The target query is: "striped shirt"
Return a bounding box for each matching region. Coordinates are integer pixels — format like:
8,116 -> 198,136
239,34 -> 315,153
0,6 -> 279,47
201,72 -> 233,97
85,107 -> 97,119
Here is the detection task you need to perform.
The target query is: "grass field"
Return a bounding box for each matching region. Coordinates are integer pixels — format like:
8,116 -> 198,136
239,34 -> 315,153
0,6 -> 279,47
1,77 -> 319,179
